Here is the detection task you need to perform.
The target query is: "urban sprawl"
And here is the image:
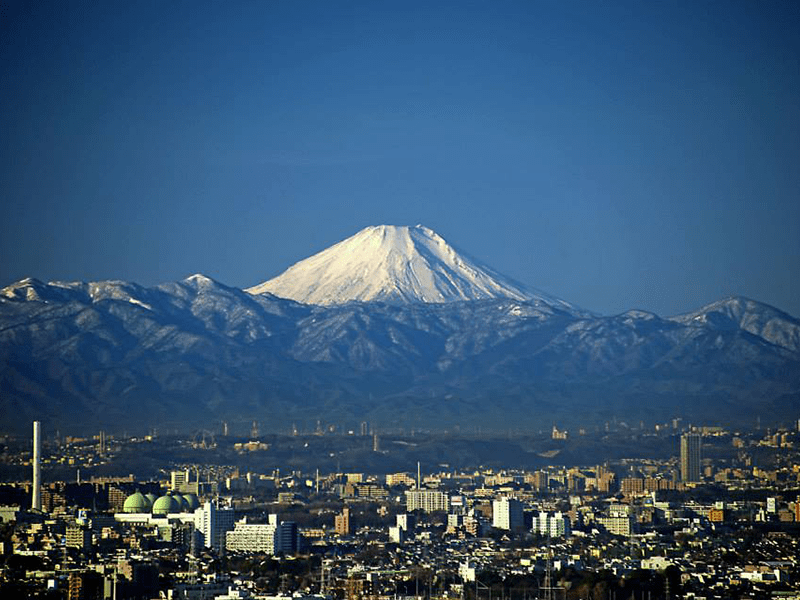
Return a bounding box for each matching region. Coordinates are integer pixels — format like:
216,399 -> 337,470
1,419 -> 799,599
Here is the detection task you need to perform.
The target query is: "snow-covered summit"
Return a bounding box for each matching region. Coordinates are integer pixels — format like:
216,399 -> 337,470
246,224 -> 577,310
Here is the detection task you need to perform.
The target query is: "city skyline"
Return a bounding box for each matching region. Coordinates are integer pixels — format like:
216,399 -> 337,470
3,417 -> 799,598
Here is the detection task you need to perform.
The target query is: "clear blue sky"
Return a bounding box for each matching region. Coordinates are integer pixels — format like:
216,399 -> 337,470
2,1 -> 798,317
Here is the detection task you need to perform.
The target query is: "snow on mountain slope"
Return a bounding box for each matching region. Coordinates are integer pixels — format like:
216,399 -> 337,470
247,224 -> 578,311
671,296 -> 800,354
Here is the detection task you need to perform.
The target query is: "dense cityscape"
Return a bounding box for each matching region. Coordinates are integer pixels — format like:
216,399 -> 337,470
1,419 -> 799,599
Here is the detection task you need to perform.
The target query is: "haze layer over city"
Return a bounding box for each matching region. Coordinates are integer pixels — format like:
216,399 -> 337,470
1,2 -> 798,599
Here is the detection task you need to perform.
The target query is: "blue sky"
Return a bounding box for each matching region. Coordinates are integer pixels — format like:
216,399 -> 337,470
2,1 -> 798,316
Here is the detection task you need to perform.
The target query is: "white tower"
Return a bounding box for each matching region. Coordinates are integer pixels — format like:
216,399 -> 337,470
32,421 -> 42,511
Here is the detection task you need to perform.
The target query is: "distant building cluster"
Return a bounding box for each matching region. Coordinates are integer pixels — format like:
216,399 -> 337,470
2,419 -> 800,598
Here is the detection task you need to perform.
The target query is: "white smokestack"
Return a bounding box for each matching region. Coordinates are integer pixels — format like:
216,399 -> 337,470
32,421 -> 41,511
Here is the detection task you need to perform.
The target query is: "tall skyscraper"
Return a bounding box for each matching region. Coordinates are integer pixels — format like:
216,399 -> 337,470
32,421 -> 41,511
680,432 -> 702,482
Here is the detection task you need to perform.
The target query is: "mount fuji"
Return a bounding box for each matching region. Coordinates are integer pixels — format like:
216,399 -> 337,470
1,225 -> 798,434
247,224 -> 578,313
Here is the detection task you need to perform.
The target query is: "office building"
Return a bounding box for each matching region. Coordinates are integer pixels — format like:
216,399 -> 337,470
275,520 -> 299,554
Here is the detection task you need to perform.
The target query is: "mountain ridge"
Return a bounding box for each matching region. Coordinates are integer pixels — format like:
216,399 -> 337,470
1,273 -> 798,434
2,226 -> 798,434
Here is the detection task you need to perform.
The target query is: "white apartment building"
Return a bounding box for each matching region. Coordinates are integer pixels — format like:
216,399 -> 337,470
492,497 -> 524,531
405,490 -> 449,512
534,511 -> 571,537
196,500 -> 236,551
226,520 -> 277,553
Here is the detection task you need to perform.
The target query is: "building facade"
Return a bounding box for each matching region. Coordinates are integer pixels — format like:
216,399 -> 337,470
225,520 -> 277,553
534,511 -> 571,537
681,433 -> 702,482
405,490 -> 449,512
195,500 -> 236,551
492,497 -> 524,531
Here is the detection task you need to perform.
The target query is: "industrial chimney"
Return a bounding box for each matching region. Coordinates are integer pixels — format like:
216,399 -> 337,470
32,421 -> 41,511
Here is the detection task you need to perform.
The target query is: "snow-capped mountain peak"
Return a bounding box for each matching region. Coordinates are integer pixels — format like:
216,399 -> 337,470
246,224 -> 577,310
671,296 -> 800,353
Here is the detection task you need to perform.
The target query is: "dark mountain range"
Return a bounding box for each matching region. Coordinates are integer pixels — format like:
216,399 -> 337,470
2,273 -> 798,435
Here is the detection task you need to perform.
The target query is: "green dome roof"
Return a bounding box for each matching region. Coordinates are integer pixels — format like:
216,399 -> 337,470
177,495 -> 191,511
183,494 -> 200,511
152,493 -> 181,515
123,491 -> 149,513
144,493 -> 157,506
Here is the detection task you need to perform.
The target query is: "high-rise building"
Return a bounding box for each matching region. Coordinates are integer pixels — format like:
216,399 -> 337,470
334,507 -> 351,535
274,520 -> 299,554
389,525 -> 405,543
596,505 -> 633,536
65,524 -> 92,550
596,514 -> 633,536
680,433 -> 702,482
226,519 -> 277,553
171,470 -> 189,490
405,490 -> 449,512
766,497 -> 777,514
534,512 -> 571,537
396,514 -> 416,532
32,421 -> 41,511
170,469 -> 200,494
621,477 -> 645,495
194,500 -> 236,551
492,497 -> 524,531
